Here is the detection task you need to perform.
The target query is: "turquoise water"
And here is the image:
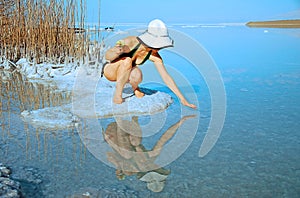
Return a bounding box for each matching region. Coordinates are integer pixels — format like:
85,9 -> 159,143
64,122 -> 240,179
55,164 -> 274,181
1,24 -> 300,197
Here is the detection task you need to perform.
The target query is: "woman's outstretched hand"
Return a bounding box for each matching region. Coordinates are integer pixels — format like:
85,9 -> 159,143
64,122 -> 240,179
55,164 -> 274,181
181,99 -> 197,109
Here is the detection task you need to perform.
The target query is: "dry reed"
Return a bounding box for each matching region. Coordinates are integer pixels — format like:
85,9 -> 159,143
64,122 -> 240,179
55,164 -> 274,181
0,0 -> 92,64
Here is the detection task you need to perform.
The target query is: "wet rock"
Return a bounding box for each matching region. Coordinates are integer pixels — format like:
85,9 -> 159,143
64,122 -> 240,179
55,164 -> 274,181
0,165 -> 45,198
11,167 -> 43,185
0,177 -> 21,190
0,188 -> 20,198
0,166 -> 11,177
0,164 -> 22,198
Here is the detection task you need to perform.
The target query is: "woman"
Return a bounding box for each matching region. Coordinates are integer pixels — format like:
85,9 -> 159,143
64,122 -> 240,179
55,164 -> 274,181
103,19 -> 196,109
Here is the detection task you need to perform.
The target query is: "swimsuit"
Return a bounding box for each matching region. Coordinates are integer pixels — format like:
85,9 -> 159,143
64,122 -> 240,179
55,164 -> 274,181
101,41 -> 152,77
119,43 -> 152,66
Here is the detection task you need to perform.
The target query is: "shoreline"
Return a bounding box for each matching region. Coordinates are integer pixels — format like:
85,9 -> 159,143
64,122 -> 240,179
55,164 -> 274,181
246,19 -> 300,28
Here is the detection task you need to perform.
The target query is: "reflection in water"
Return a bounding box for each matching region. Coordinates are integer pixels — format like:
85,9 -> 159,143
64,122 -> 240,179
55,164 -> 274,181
0,71 -> 76,161
0,71 -> 71,112
103,115 -> 195,192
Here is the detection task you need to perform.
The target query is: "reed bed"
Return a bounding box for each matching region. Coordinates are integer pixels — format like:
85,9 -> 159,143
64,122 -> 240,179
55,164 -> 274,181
0,0 -> 94,64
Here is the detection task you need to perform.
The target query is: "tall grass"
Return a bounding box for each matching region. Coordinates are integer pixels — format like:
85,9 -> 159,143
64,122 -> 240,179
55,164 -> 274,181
0,0 -> 93,64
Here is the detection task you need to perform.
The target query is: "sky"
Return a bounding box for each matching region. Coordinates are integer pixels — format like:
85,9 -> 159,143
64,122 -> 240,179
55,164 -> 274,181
86,0 -> 300,25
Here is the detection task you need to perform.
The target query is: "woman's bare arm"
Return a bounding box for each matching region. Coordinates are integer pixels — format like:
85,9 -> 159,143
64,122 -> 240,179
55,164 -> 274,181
105,40 -> 130,62
150,51 -> 197,109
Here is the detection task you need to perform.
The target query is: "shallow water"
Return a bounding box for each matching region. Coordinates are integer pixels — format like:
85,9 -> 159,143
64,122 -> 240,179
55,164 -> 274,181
1,25 -> 300,197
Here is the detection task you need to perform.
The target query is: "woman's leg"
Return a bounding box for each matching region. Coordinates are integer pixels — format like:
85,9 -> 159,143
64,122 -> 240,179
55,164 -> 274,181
129,67 -> 145,98
103,57 -> 133,104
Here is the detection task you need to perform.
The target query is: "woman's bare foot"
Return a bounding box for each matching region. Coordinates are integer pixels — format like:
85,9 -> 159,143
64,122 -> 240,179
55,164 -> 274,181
134,88 -> 145,98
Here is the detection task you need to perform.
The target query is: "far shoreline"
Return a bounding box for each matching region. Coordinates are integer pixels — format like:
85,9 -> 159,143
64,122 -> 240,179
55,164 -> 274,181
246,19 -> 300,28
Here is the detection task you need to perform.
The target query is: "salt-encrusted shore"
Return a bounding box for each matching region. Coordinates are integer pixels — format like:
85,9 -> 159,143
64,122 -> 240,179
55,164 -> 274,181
1,58 -> 173,129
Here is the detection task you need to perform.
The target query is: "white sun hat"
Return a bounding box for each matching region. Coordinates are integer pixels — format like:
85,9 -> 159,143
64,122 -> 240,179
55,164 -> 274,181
138,19 -> 174,49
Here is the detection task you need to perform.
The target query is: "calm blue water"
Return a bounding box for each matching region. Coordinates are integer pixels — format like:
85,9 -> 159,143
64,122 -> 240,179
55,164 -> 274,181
1,24 -> 300,197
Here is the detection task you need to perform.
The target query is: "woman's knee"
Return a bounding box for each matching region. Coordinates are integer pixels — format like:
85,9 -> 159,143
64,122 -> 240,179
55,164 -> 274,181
120,57 -> 133,70
104,57 -> 132,81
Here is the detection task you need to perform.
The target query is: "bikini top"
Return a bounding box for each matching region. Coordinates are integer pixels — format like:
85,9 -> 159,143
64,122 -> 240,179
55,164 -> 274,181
119,42 -> 152,66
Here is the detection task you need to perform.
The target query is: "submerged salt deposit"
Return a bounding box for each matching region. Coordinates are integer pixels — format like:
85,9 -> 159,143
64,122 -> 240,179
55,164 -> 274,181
20,105 -> 79,130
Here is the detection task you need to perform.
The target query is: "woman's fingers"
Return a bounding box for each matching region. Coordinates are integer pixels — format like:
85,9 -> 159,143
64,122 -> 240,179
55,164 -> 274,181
181,100 -> 197,109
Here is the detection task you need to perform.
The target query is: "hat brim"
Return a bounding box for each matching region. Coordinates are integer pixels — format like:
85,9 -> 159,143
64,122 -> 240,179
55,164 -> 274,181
138,31 -> 174,49
139,171 -> 168,182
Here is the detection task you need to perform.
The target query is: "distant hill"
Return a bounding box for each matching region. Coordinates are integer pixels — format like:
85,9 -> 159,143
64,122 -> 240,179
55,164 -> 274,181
246,19 -> 300,28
